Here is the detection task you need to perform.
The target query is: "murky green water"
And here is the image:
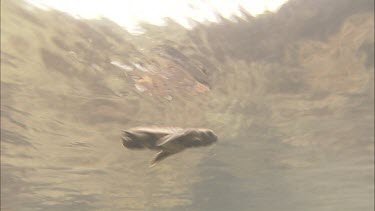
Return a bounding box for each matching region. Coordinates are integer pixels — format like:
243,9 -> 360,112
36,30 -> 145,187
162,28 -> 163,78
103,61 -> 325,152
1,0 -> 374,210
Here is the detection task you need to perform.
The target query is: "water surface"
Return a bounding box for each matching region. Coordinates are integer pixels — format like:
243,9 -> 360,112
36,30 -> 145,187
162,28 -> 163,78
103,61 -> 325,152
1,0 -> 374,210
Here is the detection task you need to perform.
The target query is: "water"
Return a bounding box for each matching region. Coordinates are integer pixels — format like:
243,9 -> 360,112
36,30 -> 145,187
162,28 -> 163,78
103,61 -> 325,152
1,0 -> 374,210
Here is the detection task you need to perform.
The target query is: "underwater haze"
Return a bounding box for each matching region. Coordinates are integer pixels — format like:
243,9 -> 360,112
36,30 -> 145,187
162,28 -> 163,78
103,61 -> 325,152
1,0 -> 374,210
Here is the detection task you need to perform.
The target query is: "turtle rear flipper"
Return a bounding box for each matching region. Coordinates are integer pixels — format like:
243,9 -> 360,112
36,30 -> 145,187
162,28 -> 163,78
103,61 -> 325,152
121,132 -> 145,149
150,151 -> 174,166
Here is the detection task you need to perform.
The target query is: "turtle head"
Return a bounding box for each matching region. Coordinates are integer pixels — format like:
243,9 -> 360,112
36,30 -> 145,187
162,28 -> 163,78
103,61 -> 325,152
197,129 -> 218,146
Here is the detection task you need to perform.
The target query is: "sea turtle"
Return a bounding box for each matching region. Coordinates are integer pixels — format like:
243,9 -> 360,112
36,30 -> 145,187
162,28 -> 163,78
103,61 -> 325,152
121,127 -> 218,165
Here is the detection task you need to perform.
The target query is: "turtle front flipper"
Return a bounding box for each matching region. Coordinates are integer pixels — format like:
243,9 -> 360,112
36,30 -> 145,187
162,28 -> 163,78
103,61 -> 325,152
150,150 -> 174,166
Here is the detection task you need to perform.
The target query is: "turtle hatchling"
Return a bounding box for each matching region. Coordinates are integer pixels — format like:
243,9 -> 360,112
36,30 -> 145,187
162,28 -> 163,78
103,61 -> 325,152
121,127 -> 218,166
